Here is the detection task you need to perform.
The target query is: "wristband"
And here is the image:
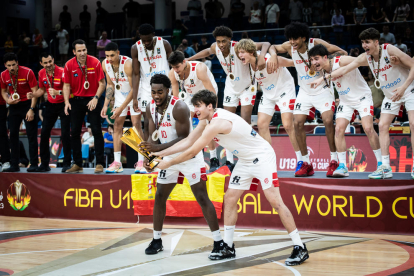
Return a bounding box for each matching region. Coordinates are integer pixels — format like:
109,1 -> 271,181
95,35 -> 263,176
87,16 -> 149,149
30,107 -> 34,111
94,95 -> 99,99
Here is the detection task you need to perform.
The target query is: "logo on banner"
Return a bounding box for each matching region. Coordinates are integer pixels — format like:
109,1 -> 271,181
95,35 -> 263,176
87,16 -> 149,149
0,191 -> 3,209
348,145 -> 367,172
7,180 -> 31,211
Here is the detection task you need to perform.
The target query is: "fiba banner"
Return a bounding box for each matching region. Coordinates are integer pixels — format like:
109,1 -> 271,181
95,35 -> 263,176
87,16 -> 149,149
131,167 -> 230,218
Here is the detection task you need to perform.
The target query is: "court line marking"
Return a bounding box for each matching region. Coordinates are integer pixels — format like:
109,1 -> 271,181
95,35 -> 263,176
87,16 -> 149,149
273,261 -> 301,276
0,248 -> 87,256
0,227 -> 127,234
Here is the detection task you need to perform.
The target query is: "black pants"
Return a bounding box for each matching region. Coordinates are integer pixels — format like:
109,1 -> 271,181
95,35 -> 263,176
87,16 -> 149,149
40,102 -> 71,166
8,101 -> 38,167
70,97 -> 104,166
104,147 -> 114,164
0,105 -> 11,163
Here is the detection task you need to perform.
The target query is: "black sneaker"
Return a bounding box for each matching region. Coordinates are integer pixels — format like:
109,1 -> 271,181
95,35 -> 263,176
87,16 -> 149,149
61,166 -> 71,173
27,165 -> 39,172
3,166 -> 20,172
225,161 -> 235,172
37,164 -> 51,172
210,242 -> 235,260
145,238 -> 163,255
285,244 -> 309,266
210,158 -> 220,172
208,240 -> 225,260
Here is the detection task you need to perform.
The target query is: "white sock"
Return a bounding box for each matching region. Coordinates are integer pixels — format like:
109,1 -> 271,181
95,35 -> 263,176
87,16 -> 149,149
114,152 -> 121,163
226,150 -> 234,164
302,154 -> 310,163
138,153 -> 144,162
330,152 -> 338,162
210,149 -> 217,159
295,151 -> 302,162
338,152 -> 346,165
153,230 -> 162,240
288,228 -> 304,248
223,225 -> 235,246
212,229 -> 222,242
382,155 -> 390,167
373,149 -> 382,164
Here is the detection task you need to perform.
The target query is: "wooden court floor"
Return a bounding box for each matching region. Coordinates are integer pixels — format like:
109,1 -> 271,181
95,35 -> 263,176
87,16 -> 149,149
1,216 -> 414,276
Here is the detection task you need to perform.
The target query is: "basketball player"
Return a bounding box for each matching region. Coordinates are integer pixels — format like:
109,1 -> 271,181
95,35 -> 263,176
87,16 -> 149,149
139,75 -> 223,260
188,26 -> 272,169
27,53 -> 72,172
272,22 -> 347,177
101,42 -> 144,173
308,44 -> 382,177
151,90 -> 309,265
308,28 -> 414,179
168,50 -> 220,172
131,24 -> 172,172
235,39 -> 301,164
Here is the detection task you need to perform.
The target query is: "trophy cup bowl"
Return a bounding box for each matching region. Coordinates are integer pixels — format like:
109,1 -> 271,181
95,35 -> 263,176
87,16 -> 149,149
120,127 -> 159,169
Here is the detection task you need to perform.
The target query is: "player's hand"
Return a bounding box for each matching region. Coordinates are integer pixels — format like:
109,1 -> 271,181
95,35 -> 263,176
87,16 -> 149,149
26,92 -> 34,100
150,149 -> 167,158
7,97 -> 20,105
143,160 -> 154,172
139,141 -> 159,153
26,109 -> 34,121
133,99 -> 140,113
267,54 -> 278,73
48,88 -> 58,98
308,77 -> 324,89
110,107 -> 122,119
390,56 -> 401,66
257,55 -> 266,71
64,102 -> 71,115
87,98 -> 98,111
100,105 -> 108,118
153,159 -> 170,170
391,86 -> 405,102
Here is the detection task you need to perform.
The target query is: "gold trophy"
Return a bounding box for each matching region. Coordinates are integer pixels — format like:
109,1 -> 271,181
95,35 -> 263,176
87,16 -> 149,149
120,127 -> 159,169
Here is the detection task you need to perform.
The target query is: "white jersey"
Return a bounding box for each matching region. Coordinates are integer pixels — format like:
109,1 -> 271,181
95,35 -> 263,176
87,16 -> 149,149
253,53 -> 295,101
174,61 -> 218,95
366,43 -> 414,99
332,56 -> 372,106
105,55 -> 132,107
210,109 -> 273,163
292,38 -> 326,96
216,41 -> 250,93
136,37 -> 170,93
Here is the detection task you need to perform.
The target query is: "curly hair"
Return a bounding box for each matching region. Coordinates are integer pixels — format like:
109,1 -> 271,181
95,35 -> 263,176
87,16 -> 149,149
191,89 -> 217,108
139,24 -> 155,36
359,27 -> 380,41
150,73 -> 171,89
308,44 -> 329,58
234,39 -> 257,58
168,51 -> 185,65
284,22 -> 309,42
212,26 -> 233,39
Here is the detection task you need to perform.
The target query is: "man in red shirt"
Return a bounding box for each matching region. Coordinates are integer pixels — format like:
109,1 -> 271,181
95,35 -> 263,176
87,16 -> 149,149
27,53 -> 71,172
63,39 -> 106,173
1,53 -> 39,172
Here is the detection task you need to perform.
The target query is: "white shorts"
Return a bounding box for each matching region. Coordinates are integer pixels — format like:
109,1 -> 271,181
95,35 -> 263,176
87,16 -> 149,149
293,88 -> 335,115
157,154 -> 206,185
229,153 -> 279,191
138,87 -> 152,112
59,44 -> 69,55
223,85 -> 256,107
258,89 -> 296,116
381,93 -> 414,116
114,104 -> 141,117
336,98 -> 373,121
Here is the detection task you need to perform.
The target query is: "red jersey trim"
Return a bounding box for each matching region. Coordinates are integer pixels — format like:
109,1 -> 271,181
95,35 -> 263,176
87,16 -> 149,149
383,43 -> 389,50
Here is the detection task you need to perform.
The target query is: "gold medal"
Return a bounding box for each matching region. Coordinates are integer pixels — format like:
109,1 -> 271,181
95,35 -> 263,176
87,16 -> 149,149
12,93 -> 20,100
84,81 -> 90,89
229,73 -> 235,80
371,47 -> 383,90
179,91 -> 187,100
374,79 -> 381,89
152,130 -> 159,141
250,85 -> 256,93
308,70 -> 316,77
115,84 -> 121,90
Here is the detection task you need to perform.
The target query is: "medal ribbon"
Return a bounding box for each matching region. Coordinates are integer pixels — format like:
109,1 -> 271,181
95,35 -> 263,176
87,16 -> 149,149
154,96 -> 171,131
143,38 -> 156,71
9,67 -> 19,95
111,56 -> 121,88
76,56 -> 88,86
179,63 -> 188,92
322,59 -> 332,87
297,43 -> 313,73
45,66 -> 55,89
249,56 -> 258,86
371,46 -> 382,81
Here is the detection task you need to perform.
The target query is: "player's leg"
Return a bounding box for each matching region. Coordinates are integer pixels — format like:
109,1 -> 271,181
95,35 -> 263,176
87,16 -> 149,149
358,105 -> 381,170
136,93 -> 150,173
281,112 -> 301,157
408,110 -> 414,178
333,117 -> 350,177
106,109 -> 126,173
257,112 -> 273,144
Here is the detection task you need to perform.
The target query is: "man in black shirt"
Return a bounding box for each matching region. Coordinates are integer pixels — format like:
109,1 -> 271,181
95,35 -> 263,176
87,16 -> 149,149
95,1 -> 108,39
79,5 -> 91,43
59,5 -> 72,32
229,0 -> 245,31
123,0 -> 141,38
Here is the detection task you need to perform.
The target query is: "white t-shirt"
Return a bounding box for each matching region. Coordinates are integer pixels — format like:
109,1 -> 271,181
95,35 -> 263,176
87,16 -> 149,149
82,132 -> 94,146
394,43 -> 408,53
250,9 -> 262,24
204,59 -> 212,71
57,29 -> 68,46
265,4 -> 280,23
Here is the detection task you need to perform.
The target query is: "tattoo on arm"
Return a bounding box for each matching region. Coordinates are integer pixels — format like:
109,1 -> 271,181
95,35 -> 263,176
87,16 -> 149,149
106,86 -> 114,100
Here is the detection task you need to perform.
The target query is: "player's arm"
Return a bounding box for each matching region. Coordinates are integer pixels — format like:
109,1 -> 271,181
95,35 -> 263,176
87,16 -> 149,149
100,61 -> 115,117
272,41 -> 291,55
255,42 -> 270,70
116,59 -> 134,112
196,63 -> 216,93
163,40 -> 173,58
188,43 -> 216,61
29,86 -> 46,99
169,69 -> 180,98
131,44 -> 141,112
315,39 -> 347,56
387,44 -> 414,102
277,56 -> 294,68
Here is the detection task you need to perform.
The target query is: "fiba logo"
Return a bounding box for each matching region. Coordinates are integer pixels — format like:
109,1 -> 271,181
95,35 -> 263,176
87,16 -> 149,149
7,180 -> 31,211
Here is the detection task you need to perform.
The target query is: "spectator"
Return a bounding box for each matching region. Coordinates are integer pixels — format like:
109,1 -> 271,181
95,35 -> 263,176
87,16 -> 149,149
394,35 -> 408,52
191,38 -> 199,53
132,25 -> 140,43
229,0 -> 245,31
4,35 -> 13,53
202,57 -> 212,71
95,1 -> 108,39
249,0 -> 265,10
402,27 -> 413,52
17,37 -> 30,65
59,5 -> 72,32
302,2 -> 312,25
330,2 -> 342,16
371,1 -> 389,24
198,35 -> 211,52
205,0 -> 216,20
380,25 -> 396,44
354,0 -> 367,24
310,23 -> 321,38
33,29 -> 44,56
123,0 -> 140,39
311,0 -> 323,24
105,99 -> 115,125
213,0 -> 225,19
379,37 -> 386,45
181,39 -> 196,57
249,1 -> 262,30
345,0 -> 357,24
176,45 -> 189,58
289,0 -> 303,22
321,1 -> 331,25
79,5 -> 91,43
56,24 -> 70,65
393,0 -> 410,22
104,124 -> 114,164
350,47 -> 360,57
242,31 -> 249,39
332,9 -> 345,45
171,20 -> 188,50
97,31 -> 111,61
264,0 -> 280,28
187,0 -> 202,25
82,125 -> 95,162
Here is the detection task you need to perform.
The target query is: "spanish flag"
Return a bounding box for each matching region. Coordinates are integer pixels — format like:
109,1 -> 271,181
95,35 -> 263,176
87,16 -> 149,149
131,166 -> 230,218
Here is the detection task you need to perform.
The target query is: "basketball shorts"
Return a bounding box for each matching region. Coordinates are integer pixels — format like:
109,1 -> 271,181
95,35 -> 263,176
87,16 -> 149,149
381,93 -> 414,116
259,88 -> 296,116
157,153 -> 206,185
114,104 -> 141,117
336,97 -> 374,121
138,87 -> 152,112
228,153 -> 279,191
223,85 -> 256,107
293,88 -> 335,115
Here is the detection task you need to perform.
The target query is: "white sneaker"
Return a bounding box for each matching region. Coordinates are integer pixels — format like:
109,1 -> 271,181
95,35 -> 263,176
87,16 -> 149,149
2,162 -> 10,171
411,166 -> 414,180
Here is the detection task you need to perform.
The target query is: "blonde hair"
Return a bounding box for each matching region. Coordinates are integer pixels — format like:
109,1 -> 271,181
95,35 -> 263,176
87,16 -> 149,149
234,39 -> 257,58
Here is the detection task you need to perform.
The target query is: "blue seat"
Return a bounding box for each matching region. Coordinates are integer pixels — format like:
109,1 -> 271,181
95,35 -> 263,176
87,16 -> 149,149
82,144 -> 90,161
313,126 -> 326,134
